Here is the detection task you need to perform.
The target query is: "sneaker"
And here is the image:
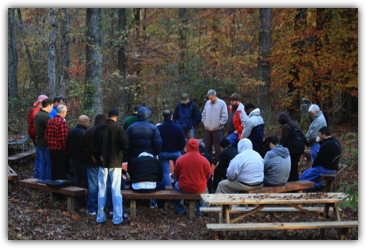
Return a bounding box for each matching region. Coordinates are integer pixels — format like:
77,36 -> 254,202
109,211 -> 113,215
113,219 -> 131,226
86,210 -> 96,216
123,211 -> 130,219
149,201 -> 158,209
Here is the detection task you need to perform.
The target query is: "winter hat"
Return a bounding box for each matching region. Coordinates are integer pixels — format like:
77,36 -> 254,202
33,95 -> 48,106
219,138 -> 231,149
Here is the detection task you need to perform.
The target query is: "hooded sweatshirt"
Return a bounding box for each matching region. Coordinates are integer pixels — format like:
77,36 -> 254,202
226,138 -> 264,185
126,106 -> 162,157
277,112 -> 303,148
241,108 -> 264,154
174,139 -> 211,193
263,145 -> 291,186
306,110 -> 327,146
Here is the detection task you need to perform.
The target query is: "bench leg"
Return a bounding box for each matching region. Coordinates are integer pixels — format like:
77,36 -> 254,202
31,189 -> 38,200
189,201 -> 195,218
320,203 -> 330,238
326,181 -> 334,192
8,181 -> 12,190
306,159 -> 312,170
67,196 -> 75,212
130,200 -> 136,218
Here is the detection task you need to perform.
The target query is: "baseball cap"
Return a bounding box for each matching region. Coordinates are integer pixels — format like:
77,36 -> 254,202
33,95 -> 48,106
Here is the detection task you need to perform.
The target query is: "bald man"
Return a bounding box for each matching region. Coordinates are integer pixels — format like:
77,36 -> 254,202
66,115 -> 90,208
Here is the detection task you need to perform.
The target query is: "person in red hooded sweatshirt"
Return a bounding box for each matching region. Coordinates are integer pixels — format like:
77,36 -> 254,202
173,138 -> 211,216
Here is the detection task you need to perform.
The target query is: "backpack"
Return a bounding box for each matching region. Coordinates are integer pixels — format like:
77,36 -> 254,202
286,122 -> 305,155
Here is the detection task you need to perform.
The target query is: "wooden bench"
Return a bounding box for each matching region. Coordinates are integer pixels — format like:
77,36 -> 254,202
8,166 -> 18,189
321,164 -> 351,192
121,189 -> 207,218
201,192 -> 355,239
241,180 -> 315,193
19,179 -> 87,212
8,150 -> 36,165
200,206 -> 340,214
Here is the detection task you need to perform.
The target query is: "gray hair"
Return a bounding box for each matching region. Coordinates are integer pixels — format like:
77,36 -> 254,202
207,89 -> 216,96
308,104 -> 320,113
57,104 -> 67,114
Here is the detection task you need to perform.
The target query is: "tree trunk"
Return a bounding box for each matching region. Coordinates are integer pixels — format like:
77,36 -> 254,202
60,8 -> 70,99
8,8 -> 18,99
118,8 -> 128,116
178,8 -> 187,79
257,8 -> 272,113
134,8 -> 142,75
48,8 -> 57,99
85,8 -> 104,113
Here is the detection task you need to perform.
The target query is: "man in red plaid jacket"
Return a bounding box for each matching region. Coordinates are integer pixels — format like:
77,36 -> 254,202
45,104 -> 70,181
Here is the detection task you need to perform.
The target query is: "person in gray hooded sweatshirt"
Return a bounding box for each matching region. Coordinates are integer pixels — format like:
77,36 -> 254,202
263,136 -> 291,187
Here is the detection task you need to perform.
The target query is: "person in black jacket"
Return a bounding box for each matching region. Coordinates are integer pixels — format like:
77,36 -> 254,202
299,126 -> 342,190
92,109 -> 129,225
212,138 -> 239,192
66,115 -> 89,207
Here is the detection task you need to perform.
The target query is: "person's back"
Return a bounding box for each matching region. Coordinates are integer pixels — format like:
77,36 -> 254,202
126,106 -> 162,161
66,122 -> 88,163
263,136 -> 291,187
128,153 -> 163,185
158,118 -> 185,153
242,105 -> 264,154
174,139 -> 211,193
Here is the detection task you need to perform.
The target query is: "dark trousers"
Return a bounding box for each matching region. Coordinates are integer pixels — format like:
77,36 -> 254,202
204,129 -> 223,161
49,149 -> 68,180
71,159 -> 88,207
212,167 -> 227,192
288,154 -> 301,182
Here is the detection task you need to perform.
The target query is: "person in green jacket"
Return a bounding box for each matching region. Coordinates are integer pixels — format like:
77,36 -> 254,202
122,105 -> 141,131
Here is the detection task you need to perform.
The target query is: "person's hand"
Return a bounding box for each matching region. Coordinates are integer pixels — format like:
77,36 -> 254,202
234,130 -> 238,134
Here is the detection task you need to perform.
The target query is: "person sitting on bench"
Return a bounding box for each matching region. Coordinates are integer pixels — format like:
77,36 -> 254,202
263,135 -> 291,187
128,151 -> 165,208
299,126 -> 342,190
216,138 -> 264,193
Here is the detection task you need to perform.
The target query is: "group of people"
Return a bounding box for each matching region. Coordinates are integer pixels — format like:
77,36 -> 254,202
27,89 -> 342,225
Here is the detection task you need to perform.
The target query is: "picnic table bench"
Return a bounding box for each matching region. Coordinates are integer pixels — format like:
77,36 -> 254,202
19,179 -> 87,212
241,180 -> 314,194
8,166 -> 18,189
302,150 -> 350,192
201,193 -> 358,240
8,135 -> 31,153
8,150 -> 36,165
121,188 -> 207,218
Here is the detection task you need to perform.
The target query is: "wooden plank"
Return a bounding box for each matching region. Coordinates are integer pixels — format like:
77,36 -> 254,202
130,200 -> 136,217
67,196 -> 75,212
199,206 -> 339,213
8,150 -> 36,164
189,201 -> 195,218
201,193 -> 348,205
8,166 -> 18,181
321,164 -> 350,181
19,179 -> 87,196
206,221 -> 359,231
242,181 -> 315,194
286,203 -> 328,221
230,205 -> 266,223
121,190 -> 208,200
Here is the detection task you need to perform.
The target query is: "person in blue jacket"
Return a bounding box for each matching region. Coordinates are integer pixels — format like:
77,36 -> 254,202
173,93 -> 201,140
126,106 -> 163,164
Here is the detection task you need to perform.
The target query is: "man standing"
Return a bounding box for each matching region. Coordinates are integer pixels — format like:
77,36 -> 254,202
174,139 -> 211,216
277,112 -> 305,181
49,96 -> 64,118
305,104 -> 327,162
34,98 -> 53,180
172,93 -> 201,140
66,115 -> 89,208
45,104 -> 69,181
263,136 -> 291,187
201,89 -> 228,162
227,93 -> 248,148
241,103 -> 265,154
216,139 -> 264,193
122,105 -> 141,131
92,109 -> 129,225
126,106 -> 162,163
28,94 -> 48,179
157,110 -> 185,186
300,127 -> 341,190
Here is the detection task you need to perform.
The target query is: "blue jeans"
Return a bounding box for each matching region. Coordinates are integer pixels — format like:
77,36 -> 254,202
87,167 -> 113,213
310,144 -> 321,163
97,168 -> 123,224
299,166 -> 335,189
184,127 -> 195,140
158,151 -> 182,186
32,140 -> 42,179
38,146 -> 52,180
227,132 -> 239,148
174,181 -> 207,215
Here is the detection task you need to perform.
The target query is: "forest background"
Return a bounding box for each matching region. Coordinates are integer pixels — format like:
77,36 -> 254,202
8,7 -> 358,139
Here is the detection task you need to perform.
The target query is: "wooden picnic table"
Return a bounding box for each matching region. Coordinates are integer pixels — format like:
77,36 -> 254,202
201,193 -> 357,239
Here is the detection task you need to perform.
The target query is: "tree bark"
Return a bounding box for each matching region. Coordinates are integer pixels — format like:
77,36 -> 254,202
48,8 -> 57,99
85,8 -> 104,113
257,8 -> 272,113
8,8 -> 18,99
60,8 -> 70,99
118,8 -> 128,116
134,8 -> 142,75
178,8 -> 187,78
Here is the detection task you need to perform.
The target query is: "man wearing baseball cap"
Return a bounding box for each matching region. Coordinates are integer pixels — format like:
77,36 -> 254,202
28,95 -> 48,179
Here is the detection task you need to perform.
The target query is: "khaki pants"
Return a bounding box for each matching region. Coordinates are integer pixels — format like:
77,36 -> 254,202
216,179 -> 263,193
